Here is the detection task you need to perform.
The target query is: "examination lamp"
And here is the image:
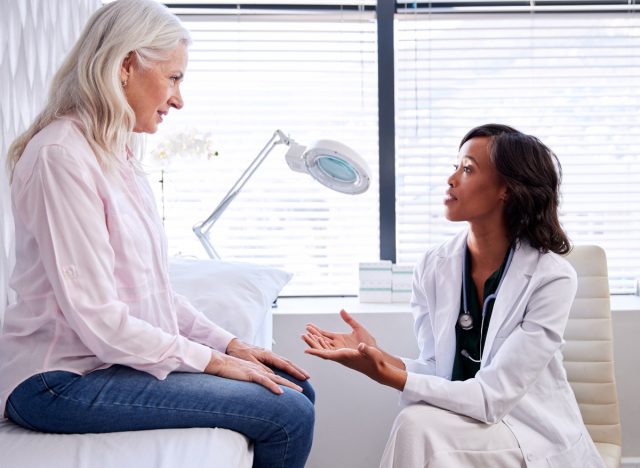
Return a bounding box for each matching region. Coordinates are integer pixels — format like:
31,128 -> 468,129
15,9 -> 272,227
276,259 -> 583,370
193,129 -> 371,259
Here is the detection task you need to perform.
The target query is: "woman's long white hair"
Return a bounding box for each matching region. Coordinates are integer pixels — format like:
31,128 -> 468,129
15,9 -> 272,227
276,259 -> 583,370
6,0 -> 191,181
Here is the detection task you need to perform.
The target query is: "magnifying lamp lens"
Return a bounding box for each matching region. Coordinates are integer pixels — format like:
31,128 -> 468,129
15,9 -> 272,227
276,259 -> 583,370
316,155 -> 358,183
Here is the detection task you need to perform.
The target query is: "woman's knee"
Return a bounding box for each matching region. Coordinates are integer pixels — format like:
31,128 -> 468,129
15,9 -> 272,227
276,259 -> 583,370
300,379 -> 315,404
272,368 -> 315,405
278,388 -> 315,438
290,388 -> 315,428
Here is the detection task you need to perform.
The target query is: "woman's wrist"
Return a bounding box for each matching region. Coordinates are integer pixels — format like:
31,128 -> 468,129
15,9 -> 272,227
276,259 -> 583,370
225,337 -> 240,354
205,350 -> 225,374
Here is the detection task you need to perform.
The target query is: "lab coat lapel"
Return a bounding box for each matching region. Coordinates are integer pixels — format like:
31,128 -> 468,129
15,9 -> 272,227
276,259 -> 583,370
481,243 -> 537,364
433,235 -> 465,378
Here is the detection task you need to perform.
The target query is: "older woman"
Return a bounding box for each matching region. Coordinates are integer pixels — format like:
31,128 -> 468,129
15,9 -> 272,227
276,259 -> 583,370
1,1 -> 314,466
303,124 -> 604,468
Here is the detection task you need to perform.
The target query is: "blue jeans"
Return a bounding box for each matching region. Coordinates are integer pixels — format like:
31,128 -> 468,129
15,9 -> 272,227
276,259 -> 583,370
6,365 -> 315,468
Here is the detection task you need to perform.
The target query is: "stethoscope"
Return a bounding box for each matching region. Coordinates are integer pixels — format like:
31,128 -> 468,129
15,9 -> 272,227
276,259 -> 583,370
458,245 -> 515,363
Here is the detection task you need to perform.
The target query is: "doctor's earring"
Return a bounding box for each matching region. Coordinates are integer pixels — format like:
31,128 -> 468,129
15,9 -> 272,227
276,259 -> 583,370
121,79 -> 128,87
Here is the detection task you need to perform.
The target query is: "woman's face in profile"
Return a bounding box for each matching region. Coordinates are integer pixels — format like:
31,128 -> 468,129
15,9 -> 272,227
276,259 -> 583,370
444,136 -> 507,225
122,43 -> 188,134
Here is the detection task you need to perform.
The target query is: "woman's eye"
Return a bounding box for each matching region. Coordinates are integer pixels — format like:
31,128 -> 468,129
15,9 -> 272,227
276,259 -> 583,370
463,165 -> 471,173
453,164 -> 459,170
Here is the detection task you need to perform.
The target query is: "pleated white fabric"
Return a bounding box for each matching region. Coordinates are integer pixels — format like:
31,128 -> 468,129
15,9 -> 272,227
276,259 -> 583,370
0,0 -> 100,326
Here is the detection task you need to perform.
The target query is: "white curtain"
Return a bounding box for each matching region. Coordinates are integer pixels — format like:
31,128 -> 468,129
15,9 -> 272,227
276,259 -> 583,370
0,0 -> 100,326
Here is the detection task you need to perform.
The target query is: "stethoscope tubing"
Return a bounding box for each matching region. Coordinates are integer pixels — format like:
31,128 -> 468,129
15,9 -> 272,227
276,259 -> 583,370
459,244 -> 515,362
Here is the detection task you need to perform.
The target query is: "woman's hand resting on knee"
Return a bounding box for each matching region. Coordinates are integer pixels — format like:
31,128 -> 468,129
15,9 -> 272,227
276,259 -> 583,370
204,339 -> 310,394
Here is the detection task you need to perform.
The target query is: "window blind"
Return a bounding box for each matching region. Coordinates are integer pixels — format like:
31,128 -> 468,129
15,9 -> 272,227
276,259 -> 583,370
166,0 -> 375,5
397,0 -> 640,14
395,8 -> 640,293
145,9 -> 379,295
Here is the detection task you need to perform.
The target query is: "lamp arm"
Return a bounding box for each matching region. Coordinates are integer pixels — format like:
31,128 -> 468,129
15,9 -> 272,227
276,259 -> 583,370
193,129 -> 291,259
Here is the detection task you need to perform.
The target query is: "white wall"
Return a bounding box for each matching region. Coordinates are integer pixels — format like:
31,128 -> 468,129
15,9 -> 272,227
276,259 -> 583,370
272,298 -> 640,468
612,308 -> 640,456
273,308 -> 418,468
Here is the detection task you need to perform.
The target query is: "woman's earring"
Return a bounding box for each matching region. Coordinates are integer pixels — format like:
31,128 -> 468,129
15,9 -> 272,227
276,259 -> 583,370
121,79 -> 128,87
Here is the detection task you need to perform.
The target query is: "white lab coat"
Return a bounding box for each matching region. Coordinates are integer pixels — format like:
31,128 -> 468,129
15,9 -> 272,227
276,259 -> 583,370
400,230 -> 604,468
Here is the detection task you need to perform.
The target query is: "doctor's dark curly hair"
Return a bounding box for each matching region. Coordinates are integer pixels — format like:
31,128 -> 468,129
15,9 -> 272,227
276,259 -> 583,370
460,124 -> 571,255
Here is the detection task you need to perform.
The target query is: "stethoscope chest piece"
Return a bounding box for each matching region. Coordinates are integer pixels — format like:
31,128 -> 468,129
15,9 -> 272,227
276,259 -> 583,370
457,244 -> 515,336
458,312 -> 474,330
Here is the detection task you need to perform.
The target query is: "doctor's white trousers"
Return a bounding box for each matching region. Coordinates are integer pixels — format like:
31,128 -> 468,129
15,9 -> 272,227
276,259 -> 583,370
379,404 -> 525,468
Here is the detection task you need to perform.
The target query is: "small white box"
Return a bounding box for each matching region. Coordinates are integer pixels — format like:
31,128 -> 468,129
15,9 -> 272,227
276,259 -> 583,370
358,261 -> 397,303
359,261 -> 392,285
390,264 -> 413,303
359,285 -> 392,303
391,289 -> 412,303
391,264 -> 413,290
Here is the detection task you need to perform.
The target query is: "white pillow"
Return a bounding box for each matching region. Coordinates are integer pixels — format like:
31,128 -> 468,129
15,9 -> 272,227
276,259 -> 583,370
168,257 -> 292,347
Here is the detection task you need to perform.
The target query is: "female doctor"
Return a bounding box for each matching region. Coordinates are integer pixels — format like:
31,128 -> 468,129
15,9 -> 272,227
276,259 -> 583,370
303,123 -> 604,468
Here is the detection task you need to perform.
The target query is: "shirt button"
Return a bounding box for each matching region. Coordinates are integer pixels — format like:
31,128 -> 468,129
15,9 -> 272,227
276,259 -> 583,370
62,265 -> 78,279
526,453 -> 534,461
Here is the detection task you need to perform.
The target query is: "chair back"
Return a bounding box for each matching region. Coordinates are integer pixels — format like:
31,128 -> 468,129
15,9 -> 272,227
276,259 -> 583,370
563,245 -> 622,468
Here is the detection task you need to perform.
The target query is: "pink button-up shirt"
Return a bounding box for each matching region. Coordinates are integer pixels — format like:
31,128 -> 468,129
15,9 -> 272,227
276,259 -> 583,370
0,116 -> 235,416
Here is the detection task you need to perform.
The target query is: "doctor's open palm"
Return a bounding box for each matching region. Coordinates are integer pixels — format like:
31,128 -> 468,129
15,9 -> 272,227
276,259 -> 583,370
304,309 -> 377,351
302,309 -> 408,391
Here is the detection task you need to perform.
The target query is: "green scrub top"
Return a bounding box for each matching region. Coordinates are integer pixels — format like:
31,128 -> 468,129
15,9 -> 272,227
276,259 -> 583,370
451,246 -> 512,381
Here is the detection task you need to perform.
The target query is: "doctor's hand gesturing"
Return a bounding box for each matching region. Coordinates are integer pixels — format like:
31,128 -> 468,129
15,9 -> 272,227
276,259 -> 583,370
302,310 -> 407,391
304,309 -> 377,351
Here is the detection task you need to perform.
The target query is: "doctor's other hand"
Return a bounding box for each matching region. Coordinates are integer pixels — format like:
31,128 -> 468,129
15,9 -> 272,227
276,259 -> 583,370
303,341 -> 407,391
304,309 -> 377,351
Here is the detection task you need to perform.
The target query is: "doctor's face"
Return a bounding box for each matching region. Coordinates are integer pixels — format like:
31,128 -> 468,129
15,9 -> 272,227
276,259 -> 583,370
444,136 -> 508,224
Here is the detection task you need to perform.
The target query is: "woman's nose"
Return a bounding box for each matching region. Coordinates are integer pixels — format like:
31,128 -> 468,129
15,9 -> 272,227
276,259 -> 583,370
447,170 -> 457,187
169,88 -> 184,110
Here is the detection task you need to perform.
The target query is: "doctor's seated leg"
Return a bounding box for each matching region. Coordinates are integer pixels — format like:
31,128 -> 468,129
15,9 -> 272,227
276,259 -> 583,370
379,404 -> 525,468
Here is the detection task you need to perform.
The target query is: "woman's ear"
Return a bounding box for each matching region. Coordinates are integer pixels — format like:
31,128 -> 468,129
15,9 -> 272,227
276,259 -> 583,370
120,52 -> 133,86
499,187 -> 509,202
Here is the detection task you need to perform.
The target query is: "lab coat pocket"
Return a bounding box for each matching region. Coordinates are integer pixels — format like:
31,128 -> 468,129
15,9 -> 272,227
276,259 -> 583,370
545,433 -> 593,468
